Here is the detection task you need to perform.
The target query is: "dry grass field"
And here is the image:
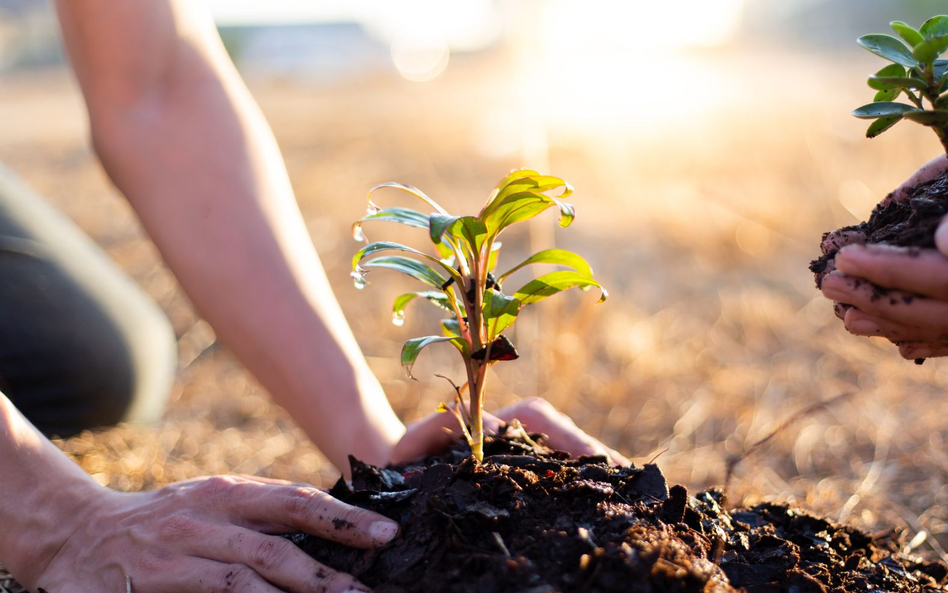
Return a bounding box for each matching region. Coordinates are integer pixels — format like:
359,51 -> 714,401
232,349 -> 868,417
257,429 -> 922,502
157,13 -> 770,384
5,43 -> 948,585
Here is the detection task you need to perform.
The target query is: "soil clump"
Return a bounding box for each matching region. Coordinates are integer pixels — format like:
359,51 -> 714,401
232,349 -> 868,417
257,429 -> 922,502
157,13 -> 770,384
290,429 -> 947,593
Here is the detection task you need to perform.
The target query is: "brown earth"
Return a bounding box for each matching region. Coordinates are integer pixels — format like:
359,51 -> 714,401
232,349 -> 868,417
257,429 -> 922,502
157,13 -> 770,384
291,431 -> 948,593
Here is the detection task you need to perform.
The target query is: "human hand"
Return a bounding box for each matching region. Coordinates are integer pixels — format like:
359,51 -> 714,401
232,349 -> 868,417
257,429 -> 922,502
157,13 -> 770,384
22,475 -> 399,593
818,154 -> 948,360
389,397 -> 629,466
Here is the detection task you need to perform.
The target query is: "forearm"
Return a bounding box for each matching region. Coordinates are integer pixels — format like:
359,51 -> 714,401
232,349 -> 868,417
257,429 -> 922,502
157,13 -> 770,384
55,1 -> 404,470
0,393 -> 102,582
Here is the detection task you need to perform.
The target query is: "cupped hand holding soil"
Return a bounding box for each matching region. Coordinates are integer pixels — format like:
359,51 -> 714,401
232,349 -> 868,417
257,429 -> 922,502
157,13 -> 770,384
813,154 -> 948,360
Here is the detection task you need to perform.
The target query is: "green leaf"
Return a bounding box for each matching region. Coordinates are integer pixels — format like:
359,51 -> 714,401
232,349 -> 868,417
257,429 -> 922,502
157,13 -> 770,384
429,214 -> 488,253
401,336 -> 466,378
360,256 -> 447,289
496,248 -> 594,284
353,241 -> 463,286
482,289 -> 521,341
936,94 -> 948,109
891,21 -> 924,47
368,182 -> 449,215
873,88 -> 901,101
913,36 -> 948,64
487,242 -> 502,272
484,169 -> 542,209
902,109 -> 948,125
866,116 -> 902,138
441,318 -> 461,337
512,271 -> 607,306
481,191 -> 575,238
868,75 -> 929,90
352,207 -> 430,242
857,34 -> 920,68
935,59 -> 948,81
920,15 -> 948,41
868,64 -> 906,90
393,291 -> 455,321
852,102 -> 921,118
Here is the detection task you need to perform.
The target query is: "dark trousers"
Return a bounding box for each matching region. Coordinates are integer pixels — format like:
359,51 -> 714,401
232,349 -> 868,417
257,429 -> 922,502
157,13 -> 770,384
0,162 -> 176,437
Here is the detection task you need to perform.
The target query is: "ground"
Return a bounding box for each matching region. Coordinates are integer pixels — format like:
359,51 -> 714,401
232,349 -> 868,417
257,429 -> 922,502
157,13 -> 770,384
3,46 -> 948,588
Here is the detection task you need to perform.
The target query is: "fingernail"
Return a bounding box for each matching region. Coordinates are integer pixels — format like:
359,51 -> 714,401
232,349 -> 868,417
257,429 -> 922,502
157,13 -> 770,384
370,520 -> 399,544
849,319 -> 881,336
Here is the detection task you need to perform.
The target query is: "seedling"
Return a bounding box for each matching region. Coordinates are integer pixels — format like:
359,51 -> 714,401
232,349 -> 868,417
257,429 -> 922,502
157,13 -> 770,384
852,15 -> 948,153
351,170 -> 606,462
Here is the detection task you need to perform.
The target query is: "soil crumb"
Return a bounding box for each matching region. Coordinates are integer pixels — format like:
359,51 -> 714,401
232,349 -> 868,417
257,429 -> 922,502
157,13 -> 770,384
290,432 -> 947,593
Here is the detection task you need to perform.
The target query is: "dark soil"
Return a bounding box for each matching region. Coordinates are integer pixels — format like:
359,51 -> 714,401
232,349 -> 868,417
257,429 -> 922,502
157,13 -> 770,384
290,430 -> 948,593
809,170 -> 948,288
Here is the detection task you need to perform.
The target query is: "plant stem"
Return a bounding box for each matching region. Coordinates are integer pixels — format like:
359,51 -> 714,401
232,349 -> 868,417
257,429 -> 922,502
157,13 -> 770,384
469,361 -> 486,462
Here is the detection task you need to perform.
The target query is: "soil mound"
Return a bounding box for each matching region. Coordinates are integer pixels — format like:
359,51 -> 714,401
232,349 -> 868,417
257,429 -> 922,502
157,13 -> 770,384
290,433 -> 947,593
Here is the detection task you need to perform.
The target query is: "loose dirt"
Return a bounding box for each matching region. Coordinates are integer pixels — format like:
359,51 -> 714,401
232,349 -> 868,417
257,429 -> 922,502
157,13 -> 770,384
291,430 -> 947,593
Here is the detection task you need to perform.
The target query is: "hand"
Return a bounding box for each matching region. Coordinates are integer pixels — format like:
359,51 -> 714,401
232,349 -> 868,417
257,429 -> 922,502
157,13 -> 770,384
818,154 -> 948,360
24,475 -> 399,593
389,397 -> 630,466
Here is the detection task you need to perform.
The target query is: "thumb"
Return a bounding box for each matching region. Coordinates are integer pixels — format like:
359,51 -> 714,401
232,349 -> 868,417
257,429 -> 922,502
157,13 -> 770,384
936,214 -> 948,257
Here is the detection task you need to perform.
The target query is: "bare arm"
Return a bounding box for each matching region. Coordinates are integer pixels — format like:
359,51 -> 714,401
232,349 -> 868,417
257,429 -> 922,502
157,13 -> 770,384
54,0 -> 404,471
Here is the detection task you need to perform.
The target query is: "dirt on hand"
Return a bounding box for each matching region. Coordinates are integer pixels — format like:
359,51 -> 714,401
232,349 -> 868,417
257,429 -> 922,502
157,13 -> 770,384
290,430 -> 947,593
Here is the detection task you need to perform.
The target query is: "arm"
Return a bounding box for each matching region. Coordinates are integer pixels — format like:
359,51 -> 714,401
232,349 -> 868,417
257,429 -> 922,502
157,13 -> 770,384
54,0 -> 404,470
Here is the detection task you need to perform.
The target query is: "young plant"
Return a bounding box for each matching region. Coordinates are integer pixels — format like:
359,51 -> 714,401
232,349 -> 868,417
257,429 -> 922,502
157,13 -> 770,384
852,15 -> 948,153
350,170 -> 606,462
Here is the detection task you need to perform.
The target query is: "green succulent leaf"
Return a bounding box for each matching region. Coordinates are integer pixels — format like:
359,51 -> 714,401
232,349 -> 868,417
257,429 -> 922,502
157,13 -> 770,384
496,248 -> 594,285
868,75 -> 929,90
852,102 -> 922,118
935,59 -> 948,81
902,109 -> 948,125
873,88 -> 901,102
513,271 -> 607,306
401,336 -> 466,378
482,289 -> 521,341
920,15 -> 948,40
891,21 -> 924,47
360,255 -> 448,289
866,116 -> 902,138
368,182 -> 449,216
913,36 -> 948,64
858,34 -> 920,68
935,94 -> 948,109
393,291 -> 455,320
868,64 -> 906,90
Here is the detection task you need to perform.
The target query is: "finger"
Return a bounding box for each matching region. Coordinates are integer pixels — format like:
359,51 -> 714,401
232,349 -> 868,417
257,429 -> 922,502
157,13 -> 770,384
844,308 -> 948,342
185,559 -> 286,593
834,301 -> 852,320
821,271 -> 948,330
888,154 -> 948,204
899,341 -> 948,360
221,482 -> 399,549
208,527 -> 369,593
495,398 -> 630,466
820,228 -> 867,255
835,244 -> 948,299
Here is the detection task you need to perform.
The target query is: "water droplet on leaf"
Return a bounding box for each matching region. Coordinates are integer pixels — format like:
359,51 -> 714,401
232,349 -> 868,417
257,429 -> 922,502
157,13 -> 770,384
352,224 -> 367,243
392,310 -> 406,326
366,201 -> 381,216
351,271 -> 367,290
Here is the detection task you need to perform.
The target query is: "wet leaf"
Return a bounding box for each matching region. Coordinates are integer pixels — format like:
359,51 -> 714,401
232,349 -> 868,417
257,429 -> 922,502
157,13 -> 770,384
393,291 -> 455,320
368,182 -> 449,215
429,214 -> 488,253
402,336 -> 467,378
512,271 -> 607,306
857,34 -> 919,68
482,289 -> 521,341
851,102 -> 921,118
361,256 -> 447,289
497,248 -> 594,284
866,116 -> 902,138
353,241 -> 462,286
891,21 -> 924,47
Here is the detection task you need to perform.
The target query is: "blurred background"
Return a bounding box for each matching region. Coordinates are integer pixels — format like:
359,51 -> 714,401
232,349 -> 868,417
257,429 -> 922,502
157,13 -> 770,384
4,0 -> 948,565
